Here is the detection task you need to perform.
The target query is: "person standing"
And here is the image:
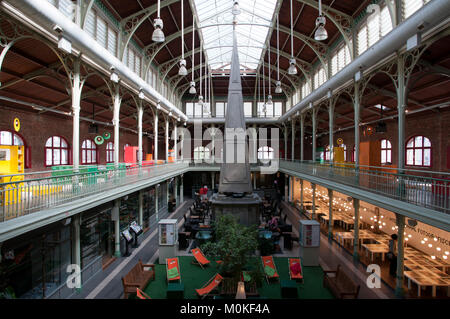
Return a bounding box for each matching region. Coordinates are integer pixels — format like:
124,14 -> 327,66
388,234 -> 398,277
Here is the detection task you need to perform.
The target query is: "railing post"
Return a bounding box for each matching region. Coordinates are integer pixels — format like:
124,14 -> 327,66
155,184 -> 159,221
71,214 -> 82,293
300,179 -> 304,213
112,199 -> 121,257
137,102 -> 143,175
353,198 -> 360,261
311,183 -> 316,220
180,175 -> 184,204
300,113 -> 304,162
154,111 -> 159,162
138,190 -> 144,226
328,188 -> 333,241
312,107 -> 318,162
165,118 -> 169,163
395,213 -> 406,297
284,175 -> 289,201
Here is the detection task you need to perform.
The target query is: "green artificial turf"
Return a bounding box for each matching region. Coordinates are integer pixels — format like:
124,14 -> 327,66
142,256 -> 334,299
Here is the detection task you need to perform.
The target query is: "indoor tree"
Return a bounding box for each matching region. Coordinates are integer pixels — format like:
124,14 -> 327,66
201,214 -> 258,279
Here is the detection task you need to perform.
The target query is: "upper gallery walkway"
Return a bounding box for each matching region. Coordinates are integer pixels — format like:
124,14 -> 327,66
0,161 -> 189,242
1,159 -> 449,241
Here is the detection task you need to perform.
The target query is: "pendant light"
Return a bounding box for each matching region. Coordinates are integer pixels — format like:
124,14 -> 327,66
266,49 -> 272,105
152,0 -> 165,42
189,15 -> 196,94
178,0 -> 187,75
275,14 -> 282,93
198,42 -> 203,106
203,63 -> 209,115
314,0 -> 328,41
262,60 -> 267,115
232,1 -> 241,16
288,0 -> 297,75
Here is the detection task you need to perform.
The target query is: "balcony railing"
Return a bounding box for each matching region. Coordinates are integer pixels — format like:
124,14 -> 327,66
280,160 -> 450,214
0,161 -> 188,222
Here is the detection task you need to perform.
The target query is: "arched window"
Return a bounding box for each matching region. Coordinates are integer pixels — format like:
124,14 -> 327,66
381,139 -> 392,164
0,130 -> 30,168
45,136 -> 69,166
258,146 -> 274,160
193,146 -> 210,160
81,139 -> 97,164
406,136 -> 431,167
0,131 -> 24,146
106,142 -> 114,163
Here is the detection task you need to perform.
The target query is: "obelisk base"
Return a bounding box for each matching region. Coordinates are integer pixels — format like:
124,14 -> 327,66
210,193 -> 262,226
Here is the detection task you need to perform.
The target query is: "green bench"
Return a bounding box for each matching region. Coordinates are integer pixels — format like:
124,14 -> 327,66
280,279 -> 298,298
167,282 -> 184,299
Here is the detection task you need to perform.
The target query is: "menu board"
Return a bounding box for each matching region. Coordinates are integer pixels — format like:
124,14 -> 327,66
130,221 -> 142,234
159,223 -> 175,245
122,229 -> 132,242
299,220 -> 320,247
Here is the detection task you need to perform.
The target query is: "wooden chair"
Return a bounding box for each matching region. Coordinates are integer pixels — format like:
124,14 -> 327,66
289,258 -> 303,282
121,260 -> 155,299
191,247 -> 211,268
323,264 -> 360,299
261,256 -> 279,283
166,257 -> 181,283
136,288 -> 151,299
195,273 -> 223,299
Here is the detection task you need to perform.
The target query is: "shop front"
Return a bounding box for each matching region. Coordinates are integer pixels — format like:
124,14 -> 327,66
0,221 -> 72,299
290,178 -> 450,298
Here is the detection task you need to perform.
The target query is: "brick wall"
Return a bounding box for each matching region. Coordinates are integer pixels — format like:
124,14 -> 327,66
317,109 -> 450,172
0,107 -> 146,172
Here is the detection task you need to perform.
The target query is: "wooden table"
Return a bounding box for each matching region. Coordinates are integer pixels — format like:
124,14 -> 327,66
362,243 -> 390,262
335,232 -> 354,247
404,270 -> 450,297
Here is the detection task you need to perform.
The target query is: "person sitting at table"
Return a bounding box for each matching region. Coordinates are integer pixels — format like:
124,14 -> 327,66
199,185 -> 208,201
387,234 -> 398,277
268,216 -> 280,232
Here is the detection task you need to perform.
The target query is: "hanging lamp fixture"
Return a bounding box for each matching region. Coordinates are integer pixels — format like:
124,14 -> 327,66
152,0 -> 165,42
178,0 -> 187,75
275,14 -> 282,94
262,58 -> 267,115
288,0 -> 297,75
189,15 -> 196,94
267,49 -> 272,105
203,63 -> 209,115
232,0 -> 241,16
198,42 -> 203,106
314,0 -> 328,41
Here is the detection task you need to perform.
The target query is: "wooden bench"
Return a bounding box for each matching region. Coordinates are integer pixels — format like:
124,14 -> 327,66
323,264 -> 360,299
122,259 -> 155,299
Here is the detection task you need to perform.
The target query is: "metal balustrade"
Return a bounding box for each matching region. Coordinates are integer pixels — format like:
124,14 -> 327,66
280,160 -> 450,215
1,158 -> 448,223
0,161 -> 188,222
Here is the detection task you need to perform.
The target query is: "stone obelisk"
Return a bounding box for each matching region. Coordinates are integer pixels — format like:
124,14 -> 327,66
211,25 -> 261,226
218,28 -> 252,194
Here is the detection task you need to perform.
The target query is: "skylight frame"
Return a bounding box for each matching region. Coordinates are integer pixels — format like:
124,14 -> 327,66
193,0 -> 278,72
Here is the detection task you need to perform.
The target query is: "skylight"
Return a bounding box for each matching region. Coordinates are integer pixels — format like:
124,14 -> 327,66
193,0 -> 277,72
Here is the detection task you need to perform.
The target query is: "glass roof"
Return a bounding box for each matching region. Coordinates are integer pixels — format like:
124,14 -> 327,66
193,0 -> 277,71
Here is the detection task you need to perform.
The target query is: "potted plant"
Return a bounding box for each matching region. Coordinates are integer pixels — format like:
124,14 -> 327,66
201,215 -> 258,279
